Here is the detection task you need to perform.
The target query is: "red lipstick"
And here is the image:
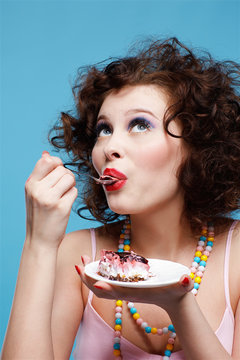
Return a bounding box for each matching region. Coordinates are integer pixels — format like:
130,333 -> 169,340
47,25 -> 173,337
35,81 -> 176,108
102,168 -> 127,191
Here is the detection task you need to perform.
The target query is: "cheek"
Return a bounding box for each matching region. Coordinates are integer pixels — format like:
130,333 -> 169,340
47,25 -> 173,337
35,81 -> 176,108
91,146 -> 102,175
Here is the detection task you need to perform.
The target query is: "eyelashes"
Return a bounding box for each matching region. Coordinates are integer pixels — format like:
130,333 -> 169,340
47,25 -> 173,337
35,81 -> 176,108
95,117 -> 154,137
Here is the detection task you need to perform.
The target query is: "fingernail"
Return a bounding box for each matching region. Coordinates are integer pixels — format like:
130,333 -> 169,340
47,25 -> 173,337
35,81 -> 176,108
42,150 -> 49,156
94,285 -> 103,290
26,175 -> 31,183
182,277 -> 190,286
81,256 -> 85,265
75,265 -> 81,275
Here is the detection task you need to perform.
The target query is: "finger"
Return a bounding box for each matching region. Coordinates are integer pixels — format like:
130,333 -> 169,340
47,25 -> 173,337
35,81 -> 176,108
41,165 -> 75,188
81,255 -> 91,266
179,274 -> 193,292
30,153 -> 63,181
51,173 -> 76,199
59,186 -> 78,209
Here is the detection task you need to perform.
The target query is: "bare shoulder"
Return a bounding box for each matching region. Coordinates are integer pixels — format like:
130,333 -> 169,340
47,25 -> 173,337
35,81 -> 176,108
229,220 -> 240,315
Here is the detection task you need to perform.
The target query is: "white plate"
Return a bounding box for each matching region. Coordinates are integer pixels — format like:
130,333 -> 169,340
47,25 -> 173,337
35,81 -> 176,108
84,259 -> 190,288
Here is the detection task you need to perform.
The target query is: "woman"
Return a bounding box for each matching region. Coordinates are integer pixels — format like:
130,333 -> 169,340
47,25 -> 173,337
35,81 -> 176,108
2,38 -> 240,360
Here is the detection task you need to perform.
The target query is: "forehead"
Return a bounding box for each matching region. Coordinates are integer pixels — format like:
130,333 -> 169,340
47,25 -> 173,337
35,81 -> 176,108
99,85 -> 169,117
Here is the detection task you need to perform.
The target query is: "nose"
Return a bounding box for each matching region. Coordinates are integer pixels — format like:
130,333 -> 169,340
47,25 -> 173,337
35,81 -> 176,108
104,136 -> 124,161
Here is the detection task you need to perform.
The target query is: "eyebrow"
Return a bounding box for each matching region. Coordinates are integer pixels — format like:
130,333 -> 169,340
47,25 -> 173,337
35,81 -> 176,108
97,108 -> 158,122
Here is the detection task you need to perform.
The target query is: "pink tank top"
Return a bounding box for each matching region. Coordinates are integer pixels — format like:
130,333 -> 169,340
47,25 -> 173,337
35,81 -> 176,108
73,221 -> 237,359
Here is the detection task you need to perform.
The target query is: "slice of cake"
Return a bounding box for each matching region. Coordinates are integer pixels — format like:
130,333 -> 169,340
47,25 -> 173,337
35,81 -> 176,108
97,250 -> 150,282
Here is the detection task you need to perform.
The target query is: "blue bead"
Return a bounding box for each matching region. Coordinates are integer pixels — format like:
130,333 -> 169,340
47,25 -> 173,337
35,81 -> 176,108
130,307 -> 137,314
145,326 -> 151,333
194,257 -> 200,263
207,241 -> 213,246
194,283 -> 200,289
124,239 -> 130,245
200,236 -> 206,241
118,249 -> 124,253
199,260 -> 206,267
165,350 -> 172,356
168,324 -> 175,332
114,343 -> 120,350
115,318 -> 122,325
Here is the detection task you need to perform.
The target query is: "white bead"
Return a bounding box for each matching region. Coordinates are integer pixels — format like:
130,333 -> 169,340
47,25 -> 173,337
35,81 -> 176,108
206,246 -> 212,252
141,322 -> 148,329
169,332 -> 176,338
114,337 -> 121,343
127,302 -> 134,308
163,356 -> 170,360
115,313 -> 122,318
198,266 -> 205,272
118,244 -> 124,249
163,327 -> 168,334
198,240 -> 205,246
191,288 -> 198,295
192,261 -> 199,268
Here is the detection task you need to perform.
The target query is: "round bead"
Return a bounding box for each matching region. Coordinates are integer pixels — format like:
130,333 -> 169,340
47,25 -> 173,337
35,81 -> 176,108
196,271 -> 203,277
207,241 -> 213,247
114,337 -> 121,343
115,307 -> 122,313
136,318 -> 143,325
165,350 -> 172,357
120,234 -> 125,238
115,313 -> 122,318
115,316 -> 122,324
119,239 -> 124,244
207,237 -> 214,241
192,288 -> 198,295
145,326 -> 152,333
189,272 -> 195,279
157,328 -> 163,335
163,327 -> 169,334
130,307 -> 137,315
192,261 -> 199,268
113,349 -> 121,356
199,260 -> 206,267
194,257 -> 200,263
206,246 -> 212,252
201,229 -> 207,235
126,224 -> 131,229
115,325 -> 122,331
115,331 -> 121,337
166,344 -> 174,351
195,251 -> 202,257
151,327 -> 158,334
133,313 -> 140,320
198,240 -> 205,246
127,302 -> 134,308
194,283 -> 200,289
168,338 -> 175,344
141,322 -> 148,329
116,300 -> 123,307
196,246 -> 204,251
124,239 -> 130,245
163,357 -> 170,360
190,267 -> 197,273
124,245 -> 130,251
201,255 -> 208,262
168,324 -> 175,332
203,250 -> 210,256
198,265 -> 205,272
199,236 -> 207,241
169,332 -> 176,338
118,249 -> 124,253
194,276 -> 202,284
114,343 -> 120,350
118,244 -> 124,249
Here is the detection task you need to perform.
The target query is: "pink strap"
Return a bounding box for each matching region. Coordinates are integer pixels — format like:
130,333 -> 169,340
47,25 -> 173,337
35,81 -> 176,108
224,220 -> 238,310
88,229 -> 97,303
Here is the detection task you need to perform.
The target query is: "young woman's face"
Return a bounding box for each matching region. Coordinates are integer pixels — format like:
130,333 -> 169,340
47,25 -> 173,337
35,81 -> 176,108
92,85 -> 185,215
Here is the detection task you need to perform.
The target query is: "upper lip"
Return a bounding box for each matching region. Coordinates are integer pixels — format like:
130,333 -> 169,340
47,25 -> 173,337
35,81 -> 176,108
103,168 -> 127,180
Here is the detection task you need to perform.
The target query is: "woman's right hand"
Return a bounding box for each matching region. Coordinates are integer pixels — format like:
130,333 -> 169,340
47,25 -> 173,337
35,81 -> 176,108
25,151 -> 78,250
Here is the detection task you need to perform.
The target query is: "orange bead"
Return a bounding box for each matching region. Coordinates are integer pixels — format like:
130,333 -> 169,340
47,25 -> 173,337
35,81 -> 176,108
195,276 -> 201,284
124,245 -> 130,251
133,313 -> 140,320
207,237 -> 214,241
120,234 -> 125,239
195,251 -> 202,258
201,255 -> 208,262
126,224 -> 131,229
151,327 -> 158,334
190,272 -> 195,279
201,229 -> 207,235
115,325 -> 122,331
166,344 -> 174,351
113,349 -> 121,356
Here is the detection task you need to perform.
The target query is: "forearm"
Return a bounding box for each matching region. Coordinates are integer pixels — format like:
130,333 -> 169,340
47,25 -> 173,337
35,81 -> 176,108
167,293 -> 232,360
2,239 -> 58,359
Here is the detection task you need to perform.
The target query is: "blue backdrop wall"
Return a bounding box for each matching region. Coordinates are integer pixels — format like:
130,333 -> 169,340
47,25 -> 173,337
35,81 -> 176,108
1,0 -> 240,356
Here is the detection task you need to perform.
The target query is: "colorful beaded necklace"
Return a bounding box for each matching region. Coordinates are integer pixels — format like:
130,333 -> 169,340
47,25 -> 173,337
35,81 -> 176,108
113,217 -> 215,359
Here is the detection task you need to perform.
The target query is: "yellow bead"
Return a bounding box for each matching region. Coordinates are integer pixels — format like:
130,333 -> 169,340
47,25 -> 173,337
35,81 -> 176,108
201,255 -> 208,262
115,325 -> 122,331
124,245 -> 130,251
195,276 -> 202,284
133,313 -> 140,320
166,344 -> 174,351
201,229 -> 207,235
113,349 -> 121,356
190,272 -> 195,279
126,224 -> 131,229
116,300 -> 123,307
207,237 -> 214,241
151,327 -> 158,334
120,234 -> 125,239
195,251 -> 202,257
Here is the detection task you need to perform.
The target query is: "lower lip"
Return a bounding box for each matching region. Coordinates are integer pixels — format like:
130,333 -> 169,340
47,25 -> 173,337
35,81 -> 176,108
105,180 -> 127,191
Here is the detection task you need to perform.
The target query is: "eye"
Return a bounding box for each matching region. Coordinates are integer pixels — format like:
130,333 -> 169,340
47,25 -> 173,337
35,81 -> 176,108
129,118 -> 152,133
95,122 -> 112,137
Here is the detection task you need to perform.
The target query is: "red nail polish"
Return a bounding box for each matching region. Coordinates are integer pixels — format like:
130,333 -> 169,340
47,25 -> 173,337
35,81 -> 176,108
182,277 -> 189,285
26,176 -> 31,183
75,265 -> 81,275
81,256 -> 85,265
94,285 -> 103,290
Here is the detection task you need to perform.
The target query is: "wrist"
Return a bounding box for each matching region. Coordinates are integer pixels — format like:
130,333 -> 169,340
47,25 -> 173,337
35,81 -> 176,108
24,237 -> 59,261
165,291 -> 195,319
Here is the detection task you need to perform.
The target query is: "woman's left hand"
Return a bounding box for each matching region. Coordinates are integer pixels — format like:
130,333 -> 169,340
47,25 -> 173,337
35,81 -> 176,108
75,256 -> 193,312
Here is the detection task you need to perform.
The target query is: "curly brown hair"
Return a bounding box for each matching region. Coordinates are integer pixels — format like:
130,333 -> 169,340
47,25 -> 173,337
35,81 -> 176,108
49,37 -> 240,229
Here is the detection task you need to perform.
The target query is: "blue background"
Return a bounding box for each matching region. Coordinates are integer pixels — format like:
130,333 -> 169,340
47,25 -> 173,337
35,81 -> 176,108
1,0 -> 240,356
